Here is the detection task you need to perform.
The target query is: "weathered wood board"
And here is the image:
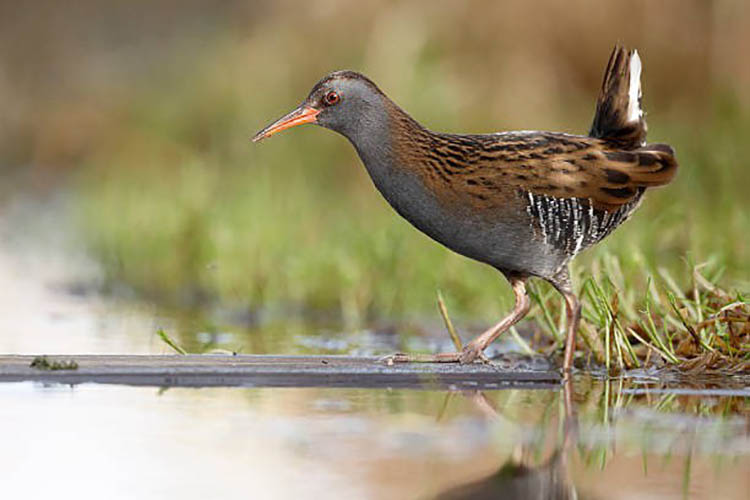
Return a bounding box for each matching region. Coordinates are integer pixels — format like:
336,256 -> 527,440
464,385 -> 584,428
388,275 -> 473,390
0,354 -> 561,389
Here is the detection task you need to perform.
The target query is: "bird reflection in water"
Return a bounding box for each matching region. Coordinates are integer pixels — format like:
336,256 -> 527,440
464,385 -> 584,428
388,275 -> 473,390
434,380 -> 583,500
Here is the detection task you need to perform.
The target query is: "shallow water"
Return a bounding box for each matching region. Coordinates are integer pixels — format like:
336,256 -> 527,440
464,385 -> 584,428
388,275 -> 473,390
0,198 -> 748,499
2,381 -> 748,500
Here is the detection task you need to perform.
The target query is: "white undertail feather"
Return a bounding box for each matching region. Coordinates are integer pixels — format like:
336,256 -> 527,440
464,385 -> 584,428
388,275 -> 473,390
626,50 -> 643,124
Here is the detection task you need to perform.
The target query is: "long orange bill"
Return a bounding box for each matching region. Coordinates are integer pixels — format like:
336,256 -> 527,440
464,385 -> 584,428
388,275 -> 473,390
251,105 -> 320,142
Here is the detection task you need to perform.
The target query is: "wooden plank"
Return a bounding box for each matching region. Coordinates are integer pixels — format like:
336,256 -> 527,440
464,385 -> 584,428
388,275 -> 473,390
0,354 -> 561,389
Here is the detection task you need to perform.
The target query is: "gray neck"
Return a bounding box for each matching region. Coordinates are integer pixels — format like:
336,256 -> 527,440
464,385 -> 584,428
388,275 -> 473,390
339,96 -> 420,199
344,99 -> 394,177
338,99 -> 446,240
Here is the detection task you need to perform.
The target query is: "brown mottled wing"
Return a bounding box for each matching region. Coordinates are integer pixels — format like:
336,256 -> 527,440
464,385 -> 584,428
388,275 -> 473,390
465,134 -> 677,212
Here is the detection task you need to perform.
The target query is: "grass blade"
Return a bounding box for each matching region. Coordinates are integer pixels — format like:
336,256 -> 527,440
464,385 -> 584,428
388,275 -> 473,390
157,328 -> 187,355
437,290 -> 463,351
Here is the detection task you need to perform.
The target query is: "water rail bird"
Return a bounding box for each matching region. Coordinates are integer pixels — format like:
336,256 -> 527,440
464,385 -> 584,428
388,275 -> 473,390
253,45 -> 678,372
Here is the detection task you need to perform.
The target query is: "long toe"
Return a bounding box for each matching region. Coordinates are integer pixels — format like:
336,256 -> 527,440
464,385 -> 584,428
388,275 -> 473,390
380,352 -> 463,365
477,351 -> 492,364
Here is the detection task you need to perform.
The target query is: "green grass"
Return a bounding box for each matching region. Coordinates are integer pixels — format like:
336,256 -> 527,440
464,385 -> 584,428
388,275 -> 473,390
156,328 -> 187,355
428,259 -> 748,373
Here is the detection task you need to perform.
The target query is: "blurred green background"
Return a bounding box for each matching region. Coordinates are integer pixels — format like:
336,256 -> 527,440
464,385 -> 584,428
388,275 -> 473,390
1,0 -> 748,328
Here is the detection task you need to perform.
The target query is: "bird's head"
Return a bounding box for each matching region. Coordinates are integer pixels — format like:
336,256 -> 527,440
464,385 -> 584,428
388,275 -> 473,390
252,71 -> 385,142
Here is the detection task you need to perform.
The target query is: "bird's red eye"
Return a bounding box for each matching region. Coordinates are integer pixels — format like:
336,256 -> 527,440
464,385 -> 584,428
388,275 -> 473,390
324,91 -> 340,106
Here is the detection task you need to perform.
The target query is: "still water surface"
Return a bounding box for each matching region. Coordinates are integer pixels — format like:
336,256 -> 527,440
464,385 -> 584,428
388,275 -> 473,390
2,381 -> 748,499
0,199 -> 748,499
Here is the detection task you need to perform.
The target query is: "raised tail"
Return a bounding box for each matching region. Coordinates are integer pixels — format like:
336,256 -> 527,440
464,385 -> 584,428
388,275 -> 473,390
590,44 -> 678,188
589,45 -> 647,149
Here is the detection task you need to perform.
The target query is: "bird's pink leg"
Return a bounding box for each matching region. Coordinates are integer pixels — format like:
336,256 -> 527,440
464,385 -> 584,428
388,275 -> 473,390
382,277 -> 530,365
546,267 -> 581,374
560,291 -> 581,373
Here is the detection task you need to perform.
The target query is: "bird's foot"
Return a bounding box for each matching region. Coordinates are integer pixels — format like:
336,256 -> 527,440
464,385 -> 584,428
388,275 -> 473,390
458,343 -> 492,364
